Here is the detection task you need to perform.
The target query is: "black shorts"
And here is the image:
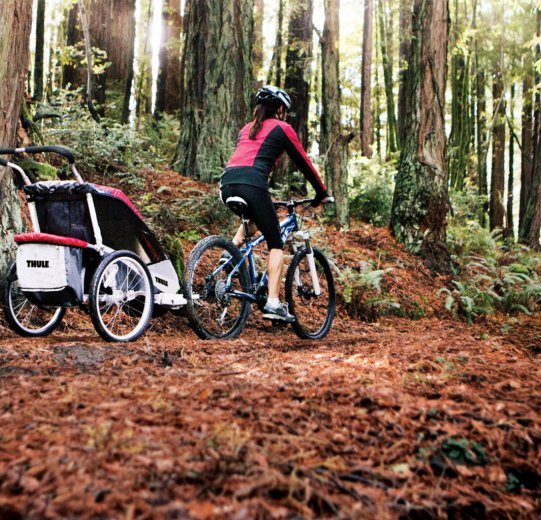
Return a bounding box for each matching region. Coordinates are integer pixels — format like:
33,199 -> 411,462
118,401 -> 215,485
219,184 -> 283,250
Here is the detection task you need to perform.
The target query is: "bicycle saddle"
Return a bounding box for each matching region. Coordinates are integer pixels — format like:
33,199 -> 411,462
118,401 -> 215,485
225,196 -> 249,217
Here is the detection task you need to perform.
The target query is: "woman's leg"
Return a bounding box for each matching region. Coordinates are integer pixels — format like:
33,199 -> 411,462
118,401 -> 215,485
232,221 -> 257,247
267,248 -> 284,299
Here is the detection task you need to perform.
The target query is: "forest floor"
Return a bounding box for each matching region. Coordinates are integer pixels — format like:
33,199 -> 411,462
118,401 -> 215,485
0,171 -> 540,518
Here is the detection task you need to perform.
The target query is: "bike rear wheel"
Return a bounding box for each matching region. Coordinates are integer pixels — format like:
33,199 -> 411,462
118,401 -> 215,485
285,247 -> 335,339
185,236 -> 251,340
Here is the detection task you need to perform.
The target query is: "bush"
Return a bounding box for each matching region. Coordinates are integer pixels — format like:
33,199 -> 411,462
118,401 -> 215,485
348,156 -> 395,226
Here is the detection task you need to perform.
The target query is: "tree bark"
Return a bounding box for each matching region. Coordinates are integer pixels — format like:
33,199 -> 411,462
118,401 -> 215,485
155,0 -> 183,116
520,72 -> 534,230
520,8 -> 541,248
173,0 -> 253,181
398,0 -> 412,144
490,71 -> 505,231
267,0 -> 284,87
253,0 -> 264,80
378,0 -> 398,155
360,0 -> 373,157
506,83 -> 515,238
33,0 -> 46,101
62,2 -> 81,89
78,0 -> 101,123
390,0 -> 450,273
0,0 -> 33,276
321,0 -> 348,224
273,0 -> 314,189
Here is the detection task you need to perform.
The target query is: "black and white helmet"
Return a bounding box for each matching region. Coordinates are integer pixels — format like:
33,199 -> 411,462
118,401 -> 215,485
256,85 -> 292,110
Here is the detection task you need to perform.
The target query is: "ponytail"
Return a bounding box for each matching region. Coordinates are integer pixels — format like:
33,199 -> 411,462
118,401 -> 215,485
249,103 -> 278,140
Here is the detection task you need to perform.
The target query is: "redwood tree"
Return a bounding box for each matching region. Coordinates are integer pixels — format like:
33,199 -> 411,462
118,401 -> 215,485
155,0 -> 183,116
360,0 -> 373,157
173,0 -> 253,181
33,0 -> 46,100
320,0 -> 348,224
0,0 -> 33,275
390,0 -> 450,273
490,70 -> 505,231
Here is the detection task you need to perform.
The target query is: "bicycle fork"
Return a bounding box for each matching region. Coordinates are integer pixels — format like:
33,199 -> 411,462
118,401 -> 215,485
292,231 -> 321,296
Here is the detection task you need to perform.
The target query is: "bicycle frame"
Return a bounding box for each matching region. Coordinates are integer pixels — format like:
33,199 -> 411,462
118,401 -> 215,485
211,210 -> 299,303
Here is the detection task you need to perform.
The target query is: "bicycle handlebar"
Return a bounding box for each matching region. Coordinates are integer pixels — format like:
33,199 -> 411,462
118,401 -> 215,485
0,145 -> 75,164
0,158 -> 8,167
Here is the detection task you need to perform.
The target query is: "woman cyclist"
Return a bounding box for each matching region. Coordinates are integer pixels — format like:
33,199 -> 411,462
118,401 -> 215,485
220,86 -> 332,322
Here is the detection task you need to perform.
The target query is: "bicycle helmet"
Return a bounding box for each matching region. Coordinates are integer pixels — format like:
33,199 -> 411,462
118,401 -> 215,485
256,86 -> 292,110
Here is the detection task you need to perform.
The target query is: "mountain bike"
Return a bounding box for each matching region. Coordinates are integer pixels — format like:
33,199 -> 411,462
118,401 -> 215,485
184,196 -> 335,340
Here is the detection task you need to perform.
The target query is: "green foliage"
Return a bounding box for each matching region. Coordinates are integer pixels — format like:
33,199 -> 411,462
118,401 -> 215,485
348,156 -> 395,227
340,261 -> 402,321
38,92 -> 179,179
439,250 -> 541,322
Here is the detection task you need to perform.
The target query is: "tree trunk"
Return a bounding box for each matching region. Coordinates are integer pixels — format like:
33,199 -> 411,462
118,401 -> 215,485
520,8 -> 541,248
398,0 -> 412,145
155,0 -> 183,116
0,0 -> 33,276
121,1 -> 136,125
33,0 -> 46,100
253,0 -> 264,80
519,72 -> 533,230
506,83 -> 515,238
390,0 -> 450,273
78,0 -> 101,123
378,0 -> 398,155
490,71 -> 505,231
448,0 -> 471,191
360,0 -> 373,157
273,0 -> 314,189
321,0 -> 348,224
173,0 -> 253,181
135,0 -> 154,121
62,0 -> 136,112
476,68 -> 488,226
267,0 -> 284,87
62,2 -> 81,89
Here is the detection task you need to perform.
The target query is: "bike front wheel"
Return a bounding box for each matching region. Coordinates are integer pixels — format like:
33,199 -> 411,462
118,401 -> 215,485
185,236 -> 251,340
285,247 -> 335,340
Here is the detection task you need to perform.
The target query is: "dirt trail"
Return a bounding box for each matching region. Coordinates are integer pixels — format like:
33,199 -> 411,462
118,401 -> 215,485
0,312 -> 539,518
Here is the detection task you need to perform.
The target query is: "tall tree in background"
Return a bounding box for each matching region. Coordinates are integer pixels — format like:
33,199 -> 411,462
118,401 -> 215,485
33,0 -> 46,100
135,0 -> 154,120
272,0 -> 314,188
62,0 -> 136,116
390,0 -> 450,272
378,0 -> 398,154
63,2 -> 81,89
448,0 -> 472,191
506,83 -> 515,237
397,0 -> 412,144
520,66 -> 534,229
267,0 -> 285,87
253,0 -> 264,81
320,0 -> 348,224
0,0 -> 33,276
490,70 -> 505,231
155,0 -> 183,116
173,0 -> 253,181
360,0 -> 373,157
520,8 -> 541,248
284,0 -> 313,149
